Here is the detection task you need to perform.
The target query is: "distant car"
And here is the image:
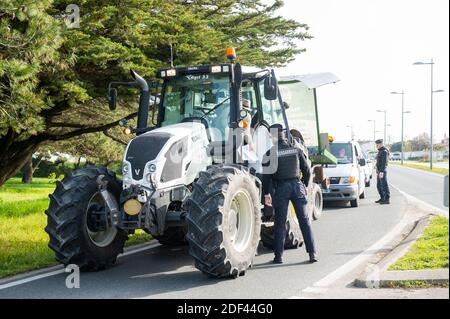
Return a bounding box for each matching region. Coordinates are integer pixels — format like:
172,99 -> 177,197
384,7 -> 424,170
322,141 -> 367,207
391,152 -> 402,161
363,152 -> 374,187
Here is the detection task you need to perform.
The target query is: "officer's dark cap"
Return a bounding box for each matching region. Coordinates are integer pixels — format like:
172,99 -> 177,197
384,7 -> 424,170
270,124 -> 284,134
375,139 -> 384,144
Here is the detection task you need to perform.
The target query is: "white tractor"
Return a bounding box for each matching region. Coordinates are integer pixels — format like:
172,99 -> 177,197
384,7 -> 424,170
45,51 -> 338,278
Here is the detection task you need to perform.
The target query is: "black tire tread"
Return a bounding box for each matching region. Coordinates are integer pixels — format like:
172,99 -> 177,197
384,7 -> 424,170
186,165 -> 260,278
45,166 -> 127,271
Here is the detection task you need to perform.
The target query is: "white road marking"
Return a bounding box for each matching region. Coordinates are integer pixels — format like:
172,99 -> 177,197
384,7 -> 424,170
0,242 -> 161,291
301,287 -> 329,294
315,213 -> 410,288
0,269 -> 65,291
389,183 -> 448,217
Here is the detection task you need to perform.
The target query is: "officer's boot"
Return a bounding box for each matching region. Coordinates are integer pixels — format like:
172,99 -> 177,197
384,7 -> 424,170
309,253 -> 318,263
273,255 -> 283,264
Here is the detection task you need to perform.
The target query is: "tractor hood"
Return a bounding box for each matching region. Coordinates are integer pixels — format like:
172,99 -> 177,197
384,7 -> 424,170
122,122 -> 211,192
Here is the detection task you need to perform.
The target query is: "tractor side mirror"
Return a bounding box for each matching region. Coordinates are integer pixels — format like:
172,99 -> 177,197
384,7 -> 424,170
108,88 -> 118,111
264,72 -> 278,101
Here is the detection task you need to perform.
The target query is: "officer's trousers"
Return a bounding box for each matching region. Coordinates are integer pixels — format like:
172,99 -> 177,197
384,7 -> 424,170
273,179 -> 316,257
377,171 -> 391,201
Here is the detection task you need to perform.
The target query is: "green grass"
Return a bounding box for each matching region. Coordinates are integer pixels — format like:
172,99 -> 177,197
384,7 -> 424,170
390,162 -> 449,175
389,216 -> 449,271
0,178 -> 152,279
385,281 -> 449,289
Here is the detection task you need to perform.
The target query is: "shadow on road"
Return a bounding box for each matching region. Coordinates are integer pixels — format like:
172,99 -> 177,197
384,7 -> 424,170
67,241 -> 303,298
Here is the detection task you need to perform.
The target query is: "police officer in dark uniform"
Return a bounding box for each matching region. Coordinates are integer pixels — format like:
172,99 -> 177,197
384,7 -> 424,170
262,124 -> 318,264
375,139 -> 391,205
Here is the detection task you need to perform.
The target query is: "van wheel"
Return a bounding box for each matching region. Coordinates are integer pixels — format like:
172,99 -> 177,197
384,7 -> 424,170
350,196 -> 360,207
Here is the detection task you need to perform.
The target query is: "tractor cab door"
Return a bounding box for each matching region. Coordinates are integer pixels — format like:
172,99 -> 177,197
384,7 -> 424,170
245,79 -> 285,174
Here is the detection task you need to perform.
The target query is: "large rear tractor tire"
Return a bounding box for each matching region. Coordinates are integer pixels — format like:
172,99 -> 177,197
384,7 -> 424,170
155,227 -> 188,246
260,205 -> 303,250
45,167 -> 128,271
186,165 -> 261,278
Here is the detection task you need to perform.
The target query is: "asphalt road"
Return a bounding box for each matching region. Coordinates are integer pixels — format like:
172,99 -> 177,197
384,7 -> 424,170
389,164 -> 449,214
0,176 -> 410,299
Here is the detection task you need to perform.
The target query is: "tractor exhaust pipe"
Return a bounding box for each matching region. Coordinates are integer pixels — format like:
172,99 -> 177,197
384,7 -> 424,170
131,70 -> 150,132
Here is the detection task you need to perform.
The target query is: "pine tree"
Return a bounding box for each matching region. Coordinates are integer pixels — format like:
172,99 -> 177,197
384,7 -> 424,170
0,0 -> 311,186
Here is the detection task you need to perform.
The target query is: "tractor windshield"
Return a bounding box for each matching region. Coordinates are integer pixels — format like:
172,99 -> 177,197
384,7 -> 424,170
161,74 -> 231,141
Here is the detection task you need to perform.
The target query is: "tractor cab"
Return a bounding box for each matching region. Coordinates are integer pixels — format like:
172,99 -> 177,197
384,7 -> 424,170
156,63 -> 281,143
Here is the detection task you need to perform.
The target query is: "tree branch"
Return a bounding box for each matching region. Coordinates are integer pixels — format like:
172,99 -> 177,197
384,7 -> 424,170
103,129 -> 128,146
43,112 -> 138,141
48,122 -> 91,129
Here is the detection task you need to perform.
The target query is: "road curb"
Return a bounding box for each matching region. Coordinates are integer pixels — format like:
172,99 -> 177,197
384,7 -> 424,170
354,214 -> 449,288
374,270 -> 449,288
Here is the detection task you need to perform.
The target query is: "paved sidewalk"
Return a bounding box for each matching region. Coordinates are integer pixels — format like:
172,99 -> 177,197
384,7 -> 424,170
300,287 -> 449,299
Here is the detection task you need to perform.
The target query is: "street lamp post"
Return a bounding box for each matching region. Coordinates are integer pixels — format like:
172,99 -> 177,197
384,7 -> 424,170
413,59 -> 445,170
377,109 -> 387,144
386,124 -> 392,145
368,120 -> 376,150
368,120 -> 376,141
391,91 -> 406,165
346,125 -> 354,141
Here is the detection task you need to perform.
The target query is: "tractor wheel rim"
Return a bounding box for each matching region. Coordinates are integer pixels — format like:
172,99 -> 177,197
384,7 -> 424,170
315,192 -> 321,210
86,192 -> 117,248
229,190 -> 254,252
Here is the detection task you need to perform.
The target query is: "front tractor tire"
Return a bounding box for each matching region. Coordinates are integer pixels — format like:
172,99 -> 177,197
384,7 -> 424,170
186,165 -> 262,278
45,167 -> 128,271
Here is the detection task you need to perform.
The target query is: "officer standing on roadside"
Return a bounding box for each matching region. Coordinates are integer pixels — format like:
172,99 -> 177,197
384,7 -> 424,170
375,139 -> 391,205
263,124 -> 318,264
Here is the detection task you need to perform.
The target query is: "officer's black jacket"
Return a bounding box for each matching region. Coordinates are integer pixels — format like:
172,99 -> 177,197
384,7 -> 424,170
262,140 -> 311,195
376,147 -> 390,172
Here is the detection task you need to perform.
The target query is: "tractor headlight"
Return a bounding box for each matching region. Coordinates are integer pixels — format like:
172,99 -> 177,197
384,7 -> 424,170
148,164 -> 157,173
122,163 -> 130,175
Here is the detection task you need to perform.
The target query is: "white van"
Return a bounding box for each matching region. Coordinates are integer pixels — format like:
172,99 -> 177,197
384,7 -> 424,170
322,141 -> 367,207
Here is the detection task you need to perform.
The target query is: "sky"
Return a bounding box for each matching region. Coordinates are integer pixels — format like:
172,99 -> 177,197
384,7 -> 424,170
275,0 -> 449,143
